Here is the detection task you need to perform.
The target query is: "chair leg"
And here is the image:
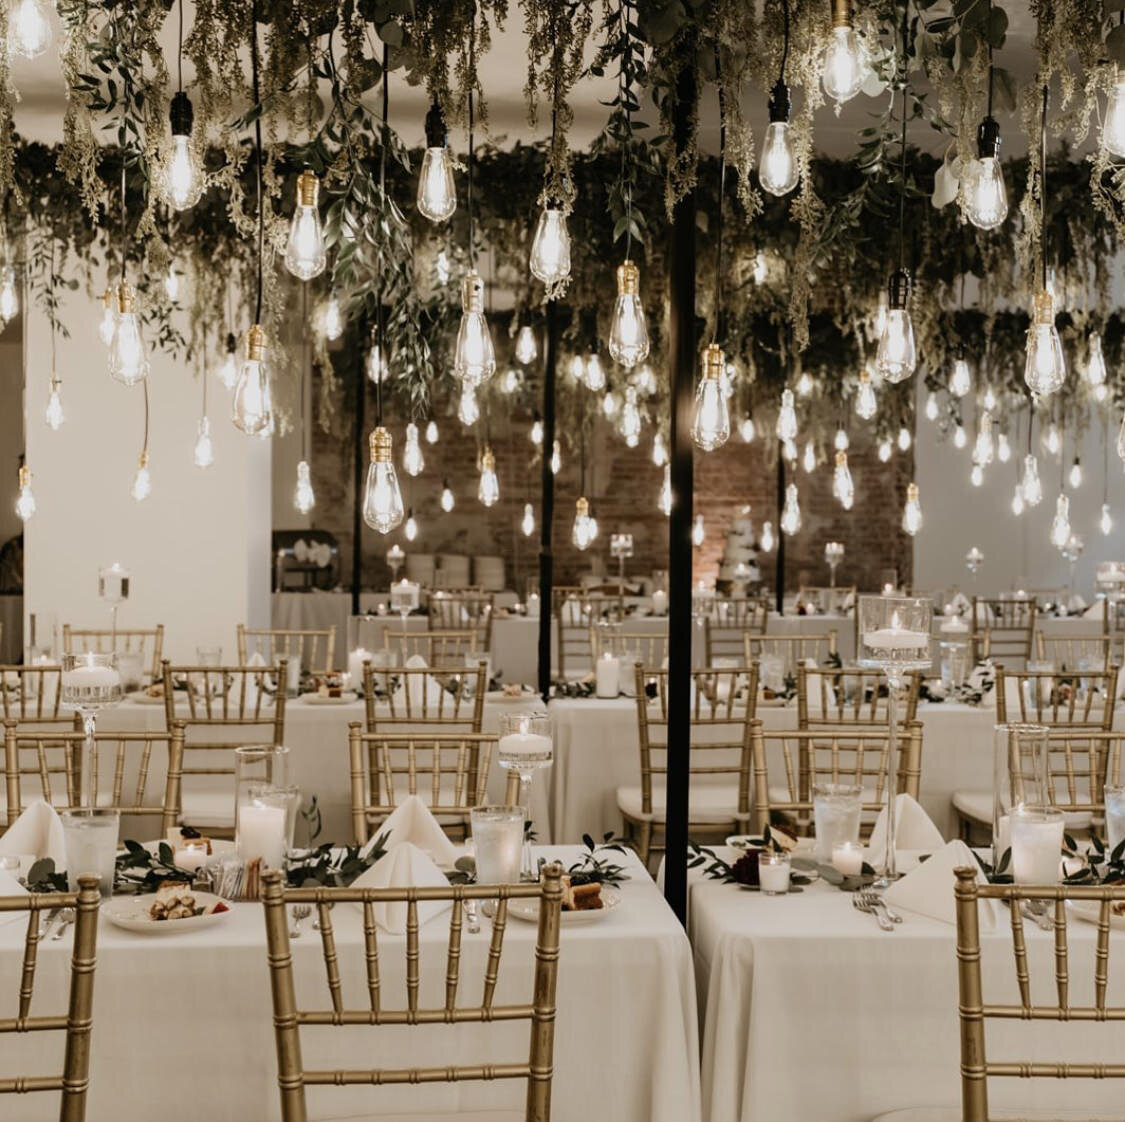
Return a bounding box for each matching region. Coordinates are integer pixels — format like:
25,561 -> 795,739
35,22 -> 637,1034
636,820 -> 652,868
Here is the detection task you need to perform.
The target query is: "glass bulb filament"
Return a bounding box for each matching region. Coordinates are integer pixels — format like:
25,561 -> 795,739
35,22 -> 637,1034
362,428 -> 404,533
833,451 -> 854,510
1050,494 -> 1071,548
692,346 -> 730,451
1024,291 -> 1066,397
760,121 -> 798,196
15,465 -> 35,521
231,326 -> 272,435
10,0 -> 51,59
45,378 -> 64,430
521,503 -> 535,537
108,285 -> 150,386
608,261 -> 650,368
949,357 -> 971,398
529,207 -> 572,285
776,388 -> 798,441
478,449 -> 500,507
402,422 -> 425,477
572,498 -> 596,550
822,23 -> 868,105
1021,454 -> 1043,507
294,460 -> 315,513
417,146 -> 456,222
453,272 -> 496,385
515,325 -> 538,365
780,483 -> 802,536
193,417 -> 214,468
902,483 -> 923,536
285,170 -> 326,280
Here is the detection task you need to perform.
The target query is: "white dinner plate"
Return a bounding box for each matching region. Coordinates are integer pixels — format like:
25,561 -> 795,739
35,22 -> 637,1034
756,696 -> 791,708
300,693 -> 356,705
129,692 -> 167,705
486,689 -> 539,704
507,885 -> 621,925
102,891 -> 234,935
1068,899 -> 1125,931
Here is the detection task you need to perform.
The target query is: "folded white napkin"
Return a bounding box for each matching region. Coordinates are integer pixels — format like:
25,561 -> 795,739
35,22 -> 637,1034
1069,594 -> 1087,613
562,598 -> 582,625
1086,600 -> 1105,620
368,794 -> 458,867
0,801 -> 68,867
949,592 -> 971,616
400,654 -> 444,708
883,839 -> 998,929
350,841 -> 453,934
867,793 -> 944,855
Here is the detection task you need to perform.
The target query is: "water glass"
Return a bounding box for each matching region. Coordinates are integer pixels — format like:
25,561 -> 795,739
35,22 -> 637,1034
939,641 -> 971,691
1105,785 -> 1125,858
1010,805 -> 1064,886
116,649 -> 145,691
1024,661 -> 1055,713
992,723 -> 1048,867
61,809 -> 120,899
812,782 -> 863,862
470,805 -> 525,885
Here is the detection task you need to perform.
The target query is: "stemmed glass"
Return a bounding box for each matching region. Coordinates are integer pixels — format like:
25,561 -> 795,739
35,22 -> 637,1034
965,547 -> 984,585
497,712 -> 553,880
61,652 -> 124,808
390,578 -> 420,630
386,545 -> 404,583
97,562 -> 130,647
1061,534 -> 1084,607
824,541 -> 844,589
858,595 -> 932,887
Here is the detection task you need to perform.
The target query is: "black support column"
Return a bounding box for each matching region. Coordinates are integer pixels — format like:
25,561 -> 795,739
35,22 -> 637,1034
537,304 -> 560,704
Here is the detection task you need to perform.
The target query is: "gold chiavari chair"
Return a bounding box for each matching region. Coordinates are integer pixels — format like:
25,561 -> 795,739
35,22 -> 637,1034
428,591 -> 496,651
0,875 -> 100,1121
0,663 -> 67,729
552,588 -> 624,679
382,627 -> 478,664
348,723 -> 495,844
362,660 -> 486,733
996,665 -> 1117,729
618,664 -> 759,868
971,596 -> 1037,667
62,623 -> 165,681
611,629 -> 670,670
796,664 -> 921,729
236,624 -> 336,675
746,629 -> 838,676
260,864 -> 564,1122
3,718 -> 185,836
161,660 -> 287,834
702,596 -> 770,665
1033,630 -> 1113,670
749,719 -> 924,837
795,585 -> 856,615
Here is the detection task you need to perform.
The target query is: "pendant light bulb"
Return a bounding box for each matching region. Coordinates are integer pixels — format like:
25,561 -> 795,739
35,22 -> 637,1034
458,382 -> 479,426
107,284 -> 150,385
14,465 -> 35,521
739,415 -> 756,442
164,267 -> 180,303
875,271 -> 916,384
997,432 -> 1011,463
834,428 -> 849,452
1050,494 -> 1071,548
1021,454 -> 1043,507
822,0 -> 868,106
367,343 -> 388,384
949,356 -> 971,398
897,426 -> 912,452
285,170 -> 326,280
780,482 -> 802,536
402,422 -> 425,477
1086,332 -> 1107,387
572,497 -> 596,551
970,464 -> 984,487
902,482 -> 923,536
1101,503 -> 1113,536
162,92 -> 203,211
294,459 -> 315,513
10,0 -> 51,59
193,417 -> 214,468
405,509 -> 418,541
1045,423 -> 1061,456
0,265 -> 18,323
759,82 -> 799,196
131,452 -> 152,503
417,101 -> 457,222
231,325 -> 272,435
878,438 -> 893,462
982,386 -> 998,412
584,353 -> 606,392
924,391 -> 938,422
320,294 -> 344,341
435,250 -> 451,286
521,503 -> 535,537
1103,77 -> 1125,157
551,440 -> 562,475
426,420 -> 439,445
453,271 -> 496,385
833,450 -> 854,510
608,261 -> 650,368
602,390 -> 620,421
972,412 -> 994,466
692,344 -> 731,451
633,363 -> 657,396
621,386 -> 642,447
1024,290 -> 1066,396
659,464 -> 672,516
1011,484 -> 1025,517
1068,458 -> 1082,489
44,377 -> 64,430
441,480 -> 455,512
796,370 -> 814,398
650,431 -> 668,466
478,448 -> 500,507
760,521 -> 775,552
98,288 -> 116,346
783,438 -> 798,463
953,424 -> 967,450
856,371 -> 878,420
217,333 -> 238,389
692,514 -> 706,547
530,416 -> 544,446
802,441 -> 817,474
362,427 -> 404,533
962,117 -> 1008,230
515,324 -> 538,366
529,206 -> 571,285
776,388 -> 798,441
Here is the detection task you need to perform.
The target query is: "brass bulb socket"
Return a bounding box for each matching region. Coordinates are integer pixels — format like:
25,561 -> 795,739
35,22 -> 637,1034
1033,289 -> 1055,325
858,367 -> 870,385
831,0 -> 853,29
137,451 -> 149,469
835,450 -> 847,468
116,283 -> 136,314
575,496 -> 589,517
18,464 -> 30,487
370,426 -> 393,463
246,324 -> 267,362
102,287 -> 114,310
701,343 -> 725,381
481,448 -> 495,471
461,270 -> 485,314
296,169 -> 319,208
617,260 -> 640,296
906,482 -> 919,502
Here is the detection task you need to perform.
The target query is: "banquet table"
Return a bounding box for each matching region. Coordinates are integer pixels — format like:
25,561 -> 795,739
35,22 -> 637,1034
0,846 -> 701,1122
689,847 -> 1125,1122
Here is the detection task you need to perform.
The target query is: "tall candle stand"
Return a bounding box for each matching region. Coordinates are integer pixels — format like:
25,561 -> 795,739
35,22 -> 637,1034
60,652 -> 124,807
825,542 -> 844,589
610,534 -> 633,600
97,562 -> 130,648
497,712 -> 553,880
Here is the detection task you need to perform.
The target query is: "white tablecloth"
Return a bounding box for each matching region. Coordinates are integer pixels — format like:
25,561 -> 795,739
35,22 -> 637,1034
0,847 -> 700,1122
689,847 -> 1125,1122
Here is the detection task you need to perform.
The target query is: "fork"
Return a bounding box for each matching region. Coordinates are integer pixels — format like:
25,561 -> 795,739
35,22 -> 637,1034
289,904 -> 312,939
37,907 -> 61,939
463,899 -> 480,935
51,908 -> 75,941
858,890 -> 903,924
312,902 -> 334,932
852,894 -> 894,931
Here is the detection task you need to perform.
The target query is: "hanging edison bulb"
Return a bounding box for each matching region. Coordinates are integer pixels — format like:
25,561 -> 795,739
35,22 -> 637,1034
1068,458 -> 1082,489
776,388 -> 798,441
521,502 -> 535,537
231,325 -> 272,435
1101,503 -> 1113,536
405,508 -> 418,541
193,417 -> 214,468
98,287 -> 116,346
982,385 -> 998,412
294,460 -> 315,513
608,261 -> 650,368
1044,423 -> 1061,456
760,520 -> 776,552
161,92 -> 204,211
783,438 -> 798,463
652,432 -> 669,467
621,386 -> 642,447
970,464 -> 984,487
567,354 -> 586,384
10,0 -> 50,58
633,363 -> 657,396
501,368 -> 520,396
1022,454 -> 1043,506
284,170 -> 326,280
14,464 -> 35,521
458,381 -> 480,426
452,271 -> 496,385
796,370 -> 814,398
901,483 -> 923,535
1011,484 -> 1025,517
478,447 -> 500,507
962,117 -> 1008,230
875,271 -> 916,383
1024,290 -> 1066,396
924,391 -> 938,422
402,422 -> 424,477
320,294 -> 343,341
550,440 -> 562,474
530,415 -> 544,446
659,464 -> 672,516
802,441 -> 816,473
739,415 -> 756,442
425,420 -> 439,444
131,452 -> 152,502
0,266 -> 18,323
515,324 -> 538,365
780,483 -> 802,535
417,101 -> 457,222
691,514 -> 706,547
1104,77 -> 1125,157
217,333 -> 238,389
1086,332 -> 1107,389
878,438 -> 893,462
584,353 -> 607,392
692,344 -> 731,451
833,450 -> 854,510
441,479 -> 455,512
572,497 -> 597,550
1049,494 -> 1071,548
856,370 -> 877,420
949,354 -> 971,398
163,266 -> 181,303
529,206 -> 571,285
897,426 -> 912,452
362,427 -> 404,532
367,343 -> 389,384
822,0 -> 868,106
953,424 -> 967,450
752,251 -> 768,285
972,412 -> 994,466
44,377 -> 64,430
997,432 -> 1011,463
833,428 -> 849,452
759,81 -> 799,196
108,284 -> 150,385
602,390 -> 620,420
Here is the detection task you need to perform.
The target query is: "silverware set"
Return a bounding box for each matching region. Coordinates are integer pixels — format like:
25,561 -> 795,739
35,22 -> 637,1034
852,891 -> 901,932
289,904 -> 312,938
36,907 -> 76,941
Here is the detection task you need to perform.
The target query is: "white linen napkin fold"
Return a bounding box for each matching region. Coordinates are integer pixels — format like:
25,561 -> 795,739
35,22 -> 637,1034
366,794 -> 458,867
0,868 -> 29,929
866,793 -> 944,855
350,841 -> 453,934
1085,600 -> 1104,620
883,839 -> 998,930
400,654 -> 443,708
0,801 -> 67,867
561,598 -> 582,625
244,649 -> 267,703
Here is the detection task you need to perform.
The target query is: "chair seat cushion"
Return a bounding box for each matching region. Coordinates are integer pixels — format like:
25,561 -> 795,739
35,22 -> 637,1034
615,783 -> 746,823
952,789 -> 1093,831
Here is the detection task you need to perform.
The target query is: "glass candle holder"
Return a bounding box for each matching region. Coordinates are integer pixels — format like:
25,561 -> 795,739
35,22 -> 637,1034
1010,805 -> 1064,887
234,744 -> 290,838
470,805 -> 525,885
61,808 -> 120,900
61,652 -> 124,808
594,622 -> 622,698
812,782 -> 863,863
992,723 -> 1049,868
1105,785 -> 1125,858
757,850 -> 791,895
498,712 -> 552,881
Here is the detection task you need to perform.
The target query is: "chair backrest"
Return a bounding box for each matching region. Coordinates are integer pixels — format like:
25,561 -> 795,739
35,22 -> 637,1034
382,628 -> 478,664
4,718 -> 184,835
996,665 -> 1118,729
260,864 -> 563,1122
702,597 -> 770,664
347,723 -> 495,844
237,624 -> 336,675
0,876 -> 100,1118
749,719 -> 924,835
0,664 -> 66,727
428,592 -> 495,651
614,629 -> 670,670
632,664 -> 759,819
972,597 -> 1037,666
63,623 -> 165,681
795,586 -> 855,615
362,661 -> 487,733
796,665 -> 921,728
1034,631 -> 1113,671
953,867 -> 1125,1122
746,629 -> 838,676
553,589 -> 624,679
1034,729 -> 1125,817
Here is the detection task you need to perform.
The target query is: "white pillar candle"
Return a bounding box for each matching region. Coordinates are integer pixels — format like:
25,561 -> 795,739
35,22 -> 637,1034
497,732 -> 553,764
1011,813 -> 1064,885
651,589 -> 667,616
61,663 -> 122,691
238,802 -> 287,869
864,627 -> 930,651
757,852 -> 791,894
526,592 -> 541,618
176,843 -> 210,873
831,841 -> 864,876
595,653 -> 620,698
347,648 -> 371,689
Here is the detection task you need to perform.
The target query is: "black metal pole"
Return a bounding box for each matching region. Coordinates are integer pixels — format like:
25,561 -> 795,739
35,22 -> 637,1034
775,444 -> 785,614
538,305 -> 559,703
351,333 -> 366,615
664,47 -> 697,927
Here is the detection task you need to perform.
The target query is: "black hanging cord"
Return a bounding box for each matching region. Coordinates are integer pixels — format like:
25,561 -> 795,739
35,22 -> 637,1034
714,54 -> 726,346
141,379 -> 150,455
376,43 -> 389,427
251,0 -> 264,325
620,0 -> 633,261
177,0 -> 184,93
1040,81 -> 1048,291
985,0 -> 993,119
897,0 -> 908,273
779,0 -> 790,83
467,17 -> 476,269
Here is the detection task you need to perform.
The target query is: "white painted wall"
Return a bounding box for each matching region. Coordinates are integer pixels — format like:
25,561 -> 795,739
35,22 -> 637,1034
22,281 -> 271,662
